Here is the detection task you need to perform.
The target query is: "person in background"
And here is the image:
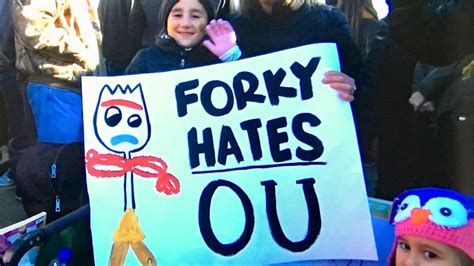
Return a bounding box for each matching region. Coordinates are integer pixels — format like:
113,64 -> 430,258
10,0 -> 105,145
388,187 -> 473,265
231,0 -> 363,105
128,0 -> 164,52
126,0 -> 240,75
402,63 -> 441,192
228,0 -> 366,194
368,0 -> 422,200
0,0 -> 28,187
98,0 -> 136,75
409,56 -> 474,195
385,0 -> 474,196
231,0 -> 357,91
336,0 -> 381,60
335,0 -> 384,195
389,0 -> 473,66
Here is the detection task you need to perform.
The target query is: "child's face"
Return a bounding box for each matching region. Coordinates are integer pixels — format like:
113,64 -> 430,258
395,235 -> 473,266
167,0 -> 208,48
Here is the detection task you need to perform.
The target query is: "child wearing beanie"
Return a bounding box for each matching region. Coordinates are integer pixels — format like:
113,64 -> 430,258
388,187 -> 474,266
126,0 -> 240,74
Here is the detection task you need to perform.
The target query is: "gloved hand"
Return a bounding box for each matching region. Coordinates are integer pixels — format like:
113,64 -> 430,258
203,19 -> 240,61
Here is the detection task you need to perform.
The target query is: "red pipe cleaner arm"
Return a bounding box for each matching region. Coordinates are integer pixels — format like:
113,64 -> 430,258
130,156 -> 180,195
85,149 -> 127,178
85,149 -> 181,195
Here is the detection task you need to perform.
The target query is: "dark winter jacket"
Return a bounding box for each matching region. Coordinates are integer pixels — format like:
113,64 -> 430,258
389,0 -> 474,66
414,55 -> 474,118
0,0 -> 15,71
230,3 -> 373,151
125,35 -> 219,75
230,3 -> 363,81
98,0 -> 136,71
128,0 -> 163,48
411,63 -> 456,103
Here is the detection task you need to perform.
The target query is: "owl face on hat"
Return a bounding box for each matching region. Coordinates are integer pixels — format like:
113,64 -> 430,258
390,188 -> 473,228
388,188 -> 474,262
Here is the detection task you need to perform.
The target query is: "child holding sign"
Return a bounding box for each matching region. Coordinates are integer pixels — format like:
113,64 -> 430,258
389,187 -> 474,266
126,0 -> 357,102
126,0 -> 240,74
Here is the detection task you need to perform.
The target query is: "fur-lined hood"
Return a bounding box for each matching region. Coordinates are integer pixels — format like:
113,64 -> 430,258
10,0 -> 104,82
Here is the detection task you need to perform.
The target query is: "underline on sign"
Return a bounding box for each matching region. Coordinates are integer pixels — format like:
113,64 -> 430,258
191,161 -> 327,175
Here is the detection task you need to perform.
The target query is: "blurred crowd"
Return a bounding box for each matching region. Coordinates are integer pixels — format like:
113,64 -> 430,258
0,0 -> 472,205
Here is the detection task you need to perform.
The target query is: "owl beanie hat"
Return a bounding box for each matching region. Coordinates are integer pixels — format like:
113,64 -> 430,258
388,188 -> 474,265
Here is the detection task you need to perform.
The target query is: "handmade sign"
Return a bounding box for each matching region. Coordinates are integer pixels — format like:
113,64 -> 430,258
82,43 -> 377,265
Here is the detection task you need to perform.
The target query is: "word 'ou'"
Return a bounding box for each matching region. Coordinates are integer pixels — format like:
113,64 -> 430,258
198,178 -> 321,256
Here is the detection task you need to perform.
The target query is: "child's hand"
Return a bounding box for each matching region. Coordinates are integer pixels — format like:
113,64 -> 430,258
322,71 -> 356,102
203,19 -> 237,58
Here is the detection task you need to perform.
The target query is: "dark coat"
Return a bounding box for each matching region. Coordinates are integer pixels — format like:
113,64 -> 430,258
98,0 -> 136,73
389,0 -> 474,66
0,0 -> 15,71
128,0 -> 163,48
230,3 -> 373,158
230,4 -> 363,81
125,36 -> 219,75
436,55 -> 474,195
367,20 -> 420,200
416,55 -> 474,195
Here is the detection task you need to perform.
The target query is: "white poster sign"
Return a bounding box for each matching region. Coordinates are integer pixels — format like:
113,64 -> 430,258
82,43 -> 377,265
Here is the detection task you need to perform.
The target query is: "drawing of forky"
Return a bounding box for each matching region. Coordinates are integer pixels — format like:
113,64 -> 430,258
85,84 -> 180,265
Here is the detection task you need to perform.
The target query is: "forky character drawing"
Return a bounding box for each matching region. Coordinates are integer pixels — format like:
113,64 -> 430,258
85,84 -> 180,265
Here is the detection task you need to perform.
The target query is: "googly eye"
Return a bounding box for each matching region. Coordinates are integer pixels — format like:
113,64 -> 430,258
105,106 -> 122,127
128,114 -> 142,128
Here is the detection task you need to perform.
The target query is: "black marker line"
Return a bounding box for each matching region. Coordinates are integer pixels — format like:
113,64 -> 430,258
192,161 -> 327,175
